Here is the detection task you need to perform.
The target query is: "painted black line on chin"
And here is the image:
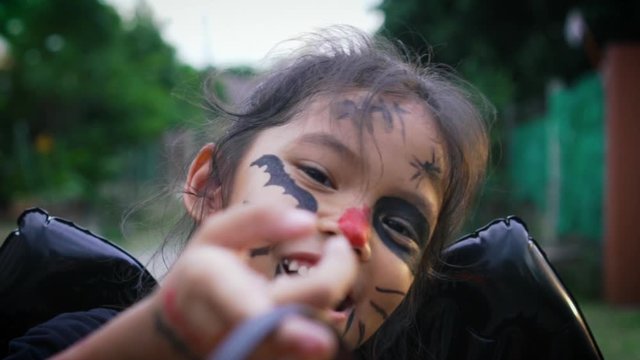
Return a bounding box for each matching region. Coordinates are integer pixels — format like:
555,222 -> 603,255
250,154 -> 318,213
357,321 -> 365,346
375,286 -> 406,296
369,300 -> 388,320
343,309 -> 355,337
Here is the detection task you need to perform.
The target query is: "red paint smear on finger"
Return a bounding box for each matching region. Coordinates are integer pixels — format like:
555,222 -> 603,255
338,207 -> 371,248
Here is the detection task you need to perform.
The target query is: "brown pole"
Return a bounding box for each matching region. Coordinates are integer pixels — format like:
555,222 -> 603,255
604,44 -> 640,305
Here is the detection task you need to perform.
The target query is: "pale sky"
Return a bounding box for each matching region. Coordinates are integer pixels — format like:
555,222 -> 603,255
106,0 -> 384,69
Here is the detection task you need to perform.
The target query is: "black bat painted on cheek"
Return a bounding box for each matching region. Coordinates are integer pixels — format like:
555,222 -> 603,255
250,154 -> 318,213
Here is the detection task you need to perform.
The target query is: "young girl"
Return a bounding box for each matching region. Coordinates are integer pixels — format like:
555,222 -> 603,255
8,27 -> 490,359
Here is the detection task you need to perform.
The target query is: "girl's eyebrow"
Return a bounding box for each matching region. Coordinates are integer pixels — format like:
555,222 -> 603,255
294,133 -> 359,164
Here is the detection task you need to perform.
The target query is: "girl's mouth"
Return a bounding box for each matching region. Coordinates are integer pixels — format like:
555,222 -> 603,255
276,254 -> 319,276
274,253 -> 356,327
279,257 -> 315,276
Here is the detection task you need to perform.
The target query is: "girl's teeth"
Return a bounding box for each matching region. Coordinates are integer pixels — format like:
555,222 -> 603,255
279,258 -> 315,276
298,265 -> 309,276
289,260 -> 300,271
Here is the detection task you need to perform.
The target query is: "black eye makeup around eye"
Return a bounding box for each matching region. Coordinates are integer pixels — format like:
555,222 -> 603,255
372,196 -> 429,266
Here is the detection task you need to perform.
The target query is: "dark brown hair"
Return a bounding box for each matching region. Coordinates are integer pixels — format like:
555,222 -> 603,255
190,26 -> 491,359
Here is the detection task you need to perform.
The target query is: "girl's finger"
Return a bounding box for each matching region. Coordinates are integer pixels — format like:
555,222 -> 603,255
272,316 -> 337,360
246,316 -> 336,360
164,247 -> 273,345
269,236 -> 357,308
191,204 -> 316,249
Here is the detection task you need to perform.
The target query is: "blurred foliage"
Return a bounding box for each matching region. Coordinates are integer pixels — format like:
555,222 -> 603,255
580,0 -> 640,45
379,0 -> 589,110
0,0 -> 202,208
226,65 -> 257,77
378,0 -> 638,110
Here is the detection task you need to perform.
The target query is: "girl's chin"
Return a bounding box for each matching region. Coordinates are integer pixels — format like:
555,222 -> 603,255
326,307 -> 349,326
322,305 -> 359,347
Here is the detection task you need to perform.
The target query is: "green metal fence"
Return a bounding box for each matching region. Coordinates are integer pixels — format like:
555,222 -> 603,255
510,73 -> 604,242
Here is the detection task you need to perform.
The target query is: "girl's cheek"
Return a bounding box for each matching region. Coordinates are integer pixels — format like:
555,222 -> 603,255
367,249 -> 413,321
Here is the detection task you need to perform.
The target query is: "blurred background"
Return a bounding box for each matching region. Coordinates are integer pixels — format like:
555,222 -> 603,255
1,0 -> 639,358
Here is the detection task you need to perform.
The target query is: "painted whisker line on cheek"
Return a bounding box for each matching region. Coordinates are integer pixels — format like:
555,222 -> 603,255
357,321 -> 365,346
249,246 -> 270,257
343,309 -> 355,337
250,154 -> 318,212
375,286 -> 406,296
369,300 -> 388,320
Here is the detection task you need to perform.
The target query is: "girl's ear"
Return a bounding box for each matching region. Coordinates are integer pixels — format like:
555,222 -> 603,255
183,143 -> 222,220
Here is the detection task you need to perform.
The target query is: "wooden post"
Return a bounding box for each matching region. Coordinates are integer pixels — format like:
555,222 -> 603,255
603,44 -> 640,305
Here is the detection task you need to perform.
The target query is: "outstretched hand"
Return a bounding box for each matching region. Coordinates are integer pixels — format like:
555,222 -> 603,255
53,205 -> 356,360
157,204 -> 357,359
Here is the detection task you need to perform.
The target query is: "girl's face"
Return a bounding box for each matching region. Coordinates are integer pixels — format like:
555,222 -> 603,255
229,92 -> 445,348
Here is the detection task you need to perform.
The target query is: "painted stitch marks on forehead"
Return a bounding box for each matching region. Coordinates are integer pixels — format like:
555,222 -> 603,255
330,97 -> 410,140
343,308 -> 366,347
250,154 -> 318,212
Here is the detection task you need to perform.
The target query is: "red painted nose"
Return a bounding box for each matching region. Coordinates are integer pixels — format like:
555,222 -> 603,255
338,207 -> 371,248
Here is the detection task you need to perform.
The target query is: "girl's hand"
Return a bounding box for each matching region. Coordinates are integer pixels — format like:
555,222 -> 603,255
156,204 -> 357,359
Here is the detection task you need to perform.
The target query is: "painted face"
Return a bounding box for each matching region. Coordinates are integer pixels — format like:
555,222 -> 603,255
229,92 -> 445,348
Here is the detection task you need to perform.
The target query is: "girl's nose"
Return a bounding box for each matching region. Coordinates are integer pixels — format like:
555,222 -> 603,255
318,206 -> 372,262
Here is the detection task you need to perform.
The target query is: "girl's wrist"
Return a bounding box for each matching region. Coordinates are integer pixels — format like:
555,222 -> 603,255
153,286 -> 226,359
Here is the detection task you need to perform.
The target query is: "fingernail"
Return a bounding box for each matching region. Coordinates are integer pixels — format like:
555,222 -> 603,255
283,317 -> 334,356
282,210 -> 316,228
326,235 -> 350,250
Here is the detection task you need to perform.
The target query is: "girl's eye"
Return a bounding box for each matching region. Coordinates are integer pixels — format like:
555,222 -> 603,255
382,216 -> 418,242
300,165 -> 335,189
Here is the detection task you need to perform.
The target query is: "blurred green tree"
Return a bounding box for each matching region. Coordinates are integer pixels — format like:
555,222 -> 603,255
0,0 -> 200,209
378,0 -> 592,110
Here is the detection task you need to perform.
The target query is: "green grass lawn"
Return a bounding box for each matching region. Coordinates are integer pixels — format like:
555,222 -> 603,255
581,301 -> 640,360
